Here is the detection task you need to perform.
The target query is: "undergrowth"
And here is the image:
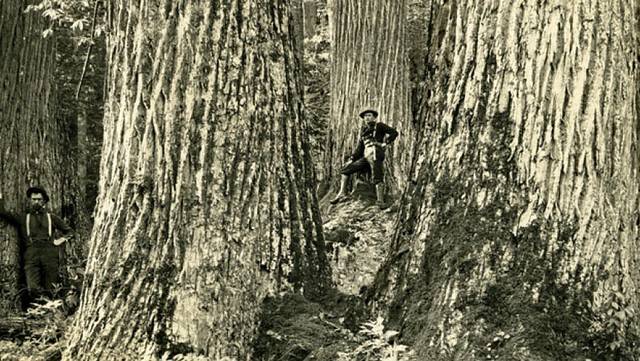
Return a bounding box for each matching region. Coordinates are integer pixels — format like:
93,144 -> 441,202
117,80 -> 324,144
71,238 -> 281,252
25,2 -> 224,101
252,291 -> 419,361
337,316 -> 416,361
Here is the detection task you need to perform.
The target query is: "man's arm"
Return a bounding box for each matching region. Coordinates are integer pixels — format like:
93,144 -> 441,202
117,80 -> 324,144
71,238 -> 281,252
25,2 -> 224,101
381,123 -> 398,145
0,194 -> 21,227
51,214 -> 72,235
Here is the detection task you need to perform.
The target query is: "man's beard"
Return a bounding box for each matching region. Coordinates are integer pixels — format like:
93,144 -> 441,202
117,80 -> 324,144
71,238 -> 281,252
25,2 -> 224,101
30,204 -> 44,213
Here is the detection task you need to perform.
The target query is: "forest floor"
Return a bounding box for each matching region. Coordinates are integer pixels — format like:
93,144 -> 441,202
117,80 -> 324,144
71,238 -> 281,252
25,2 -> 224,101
253,182 -> 417,361
0,304 -> 69,361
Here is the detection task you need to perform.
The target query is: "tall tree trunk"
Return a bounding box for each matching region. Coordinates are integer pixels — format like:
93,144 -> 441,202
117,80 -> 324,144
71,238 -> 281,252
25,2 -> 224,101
324,0 -> 411,195
371,1 -> 640,359
406,0 -> 432,128
292,0 -> 305,60
0,0 -> 64,314
303,0 -> 331,192
53,8 -> 108,259
303,0 -> 318,38
64,1 -> 330,359
76,106 -> 88,213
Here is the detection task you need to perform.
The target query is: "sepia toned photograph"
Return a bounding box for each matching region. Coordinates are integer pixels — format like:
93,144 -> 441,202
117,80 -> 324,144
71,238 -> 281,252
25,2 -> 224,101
0,0 -> 638,360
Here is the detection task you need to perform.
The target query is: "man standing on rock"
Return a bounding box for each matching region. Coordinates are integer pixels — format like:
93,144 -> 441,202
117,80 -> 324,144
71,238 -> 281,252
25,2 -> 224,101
331,108 -> 398,209
0,186 -> 72,304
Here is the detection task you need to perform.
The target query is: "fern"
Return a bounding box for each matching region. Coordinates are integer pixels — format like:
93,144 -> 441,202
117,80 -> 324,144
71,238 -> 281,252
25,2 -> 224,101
338,316 -> 416,361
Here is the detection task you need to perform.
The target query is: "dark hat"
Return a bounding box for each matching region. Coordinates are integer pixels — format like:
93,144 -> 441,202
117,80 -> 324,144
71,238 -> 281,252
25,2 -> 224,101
26,186 -> 49,202
359,108 -> 379,118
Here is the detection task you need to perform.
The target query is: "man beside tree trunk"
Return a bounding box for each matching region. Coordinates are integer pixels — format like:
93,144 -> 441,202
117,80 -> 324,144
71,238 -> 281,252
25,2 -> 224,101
331,108 -> 398,209
0,187 -> 72,305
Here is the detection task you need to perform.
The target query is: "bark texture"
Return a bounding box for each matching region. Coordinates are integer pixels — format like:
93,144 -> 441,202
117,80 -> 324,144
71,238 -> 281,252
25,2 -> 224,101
324,0 -> 412,194
64,1 -> 330,359
292,0 -> 305,58
0,0 -> 65,314
372,1 -> 640,359
407,0 -> 432,129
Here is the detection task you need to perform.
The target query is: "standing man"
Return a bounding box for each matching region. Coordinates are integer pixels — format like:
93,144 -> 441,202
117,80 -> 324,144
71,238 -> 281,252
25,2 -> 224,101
0,186 -> 72,303
331,108 -> 398,209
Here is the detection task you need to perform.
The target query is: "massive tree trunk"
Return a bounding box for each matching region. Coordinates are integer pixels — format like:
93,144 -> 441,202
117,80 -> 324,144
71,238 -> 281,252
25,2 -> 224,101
323,0 -> 411,195
64,1 -> 330,359
371,1 -> 640,360
0,0 -> 65,313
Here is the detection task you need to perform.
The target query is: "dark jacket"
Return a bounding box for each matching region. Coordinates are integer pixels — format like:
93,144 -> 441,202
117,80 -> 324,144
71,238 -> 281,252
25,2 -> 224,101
0,199 -> 71,245
351,121 -> 399,161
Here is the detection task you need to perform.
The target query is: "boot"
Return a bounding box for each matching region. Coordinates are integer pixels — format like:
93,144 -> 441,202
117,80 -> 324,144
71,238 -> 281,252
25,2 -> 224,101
376,183 -> 388,210
330,175 -> 350,204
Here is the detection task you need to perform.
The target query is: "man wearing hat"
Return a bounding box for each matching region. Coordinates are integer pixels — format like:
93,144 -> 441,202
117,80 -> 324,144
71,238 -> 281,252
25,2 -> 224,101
330,108 -> 398,209
0,186 -> 72,304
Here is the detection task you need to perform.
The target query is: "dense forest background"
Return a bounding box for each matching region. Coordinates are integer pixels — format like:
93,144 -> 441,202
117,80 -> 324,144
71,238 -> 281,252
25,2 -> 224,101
0,0 -> 639,360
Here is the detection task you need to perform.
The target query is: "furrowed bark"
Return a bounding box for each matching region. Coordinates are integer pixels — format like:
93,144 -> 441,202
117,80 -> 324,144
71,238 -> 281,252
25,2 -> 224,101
64,1 -> 330,359
372,1 -> 640,359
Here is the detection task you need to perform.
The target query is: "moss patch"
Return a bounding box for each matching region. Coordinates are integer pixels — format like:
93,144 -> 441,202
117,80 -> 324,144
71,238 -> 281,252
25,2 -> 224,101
398,183 -> 639,360
252,291 -> 368,361
468,222 -> 600,360
388,104 -> 640,359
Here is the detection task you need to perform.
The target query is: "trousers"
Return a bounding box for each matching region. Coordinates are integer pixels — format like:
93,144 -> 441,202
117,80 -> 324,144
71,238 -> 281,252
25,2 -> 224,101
24,241 -> 59,297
